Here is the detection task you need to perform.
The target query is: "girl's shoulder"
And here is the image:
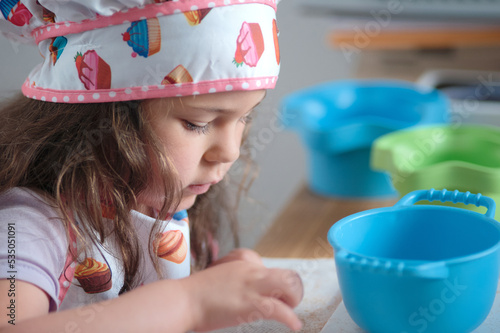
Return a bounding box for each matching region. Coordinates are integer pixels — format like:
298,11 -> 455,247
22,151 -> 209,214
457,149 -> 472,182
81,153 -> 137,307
0,187 -> 66,238
0,187 -> 59,218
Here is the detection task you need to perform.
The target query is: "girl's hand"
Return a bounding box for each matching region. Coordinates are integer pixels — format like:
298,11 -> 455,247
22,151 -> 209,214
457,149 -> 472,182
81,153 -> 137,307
182,258 -> 304,332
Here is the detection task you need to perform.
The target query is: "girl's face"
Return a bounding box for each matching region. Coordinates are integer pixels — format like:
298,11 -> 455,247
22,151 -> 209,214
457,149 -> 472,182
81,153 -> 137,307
140,89 -> 266,213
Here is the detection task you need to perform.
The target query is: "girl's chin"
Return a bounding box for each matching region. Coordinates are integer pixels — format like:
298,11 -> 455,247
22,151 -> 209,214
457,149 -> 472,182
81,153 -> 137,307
177,194 -> 197,212
135,192 -> 197,217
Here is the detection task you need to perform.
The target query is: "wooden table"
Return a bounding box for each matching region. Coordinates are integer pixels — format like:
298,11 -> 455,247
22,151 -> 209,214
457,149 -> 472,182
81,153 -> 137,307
329,28 -> 500,51
254,184 -> 398,259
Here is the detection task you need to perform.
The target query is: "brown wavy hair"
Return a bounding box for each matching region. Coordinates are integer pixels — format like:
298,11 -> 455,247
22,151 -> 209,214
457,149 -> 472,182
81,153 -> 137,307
0,94 -> 252,294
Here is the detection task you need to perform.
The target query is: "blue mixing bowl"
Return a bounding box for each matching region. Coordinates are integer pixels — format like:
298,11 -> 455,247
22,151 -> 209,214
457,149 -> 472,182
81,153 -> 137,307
328,189 -> 500,333
281,80 -> 449,198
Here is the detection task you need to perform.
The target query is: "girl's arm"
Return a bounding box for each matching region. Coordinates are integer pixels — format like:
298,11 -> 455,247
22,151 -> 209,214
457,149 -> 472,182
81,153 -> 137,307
0,277 -> 192,333
0,255 -> 303,332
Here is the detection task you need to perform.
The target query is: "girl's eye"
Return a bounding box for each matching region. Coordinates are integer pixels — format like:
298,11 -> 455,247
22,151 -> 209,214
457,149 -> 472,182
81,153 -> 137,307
184,120 -> 210,135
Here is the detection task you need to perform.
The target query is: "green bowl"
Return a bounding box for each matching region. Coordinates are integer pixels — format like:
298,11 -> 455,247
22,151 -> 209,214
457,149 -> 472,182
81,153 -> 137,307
371,125 -> 500,218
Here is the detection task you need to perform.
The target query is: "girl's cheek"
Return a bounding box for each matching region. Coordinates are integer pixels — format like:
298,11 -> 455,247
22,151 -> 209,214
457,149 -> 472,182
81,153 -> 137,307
223,163 -> 235,176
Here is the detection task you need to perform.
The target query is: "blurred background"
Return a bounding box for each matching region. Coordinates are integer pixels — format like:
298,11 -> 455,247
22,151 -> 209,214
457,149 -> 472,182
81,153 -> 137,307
2,0 -> 500,255
225,0 -> 500,253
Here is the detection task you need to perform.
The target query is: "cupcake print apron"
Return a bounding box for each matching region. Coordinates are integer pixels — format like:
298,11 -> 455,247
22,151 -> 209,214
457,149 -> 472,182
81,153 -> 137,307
58,210 -> 190,310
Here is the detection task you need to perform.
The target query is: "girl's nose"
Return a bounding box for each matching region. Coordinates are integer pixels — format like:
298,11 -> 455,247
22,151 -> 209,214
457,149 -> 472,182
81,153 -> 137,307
204,128 -> 242,164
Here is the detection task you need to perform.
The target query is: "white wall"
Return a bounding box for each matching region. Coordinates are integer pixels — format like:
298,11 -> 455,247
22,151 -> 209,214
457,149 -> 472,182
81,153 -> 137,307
231,1 -> 355,250
0,40 -> 39,100
0,0 -> 356,251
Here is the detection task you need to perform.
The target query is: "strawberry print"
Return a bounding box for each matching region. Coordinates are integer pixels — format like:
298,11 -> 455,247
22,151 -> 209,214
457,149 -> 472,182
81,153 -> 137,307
234,22 -> 264,68
0,0 -> 33,26
74,50 -> 112,90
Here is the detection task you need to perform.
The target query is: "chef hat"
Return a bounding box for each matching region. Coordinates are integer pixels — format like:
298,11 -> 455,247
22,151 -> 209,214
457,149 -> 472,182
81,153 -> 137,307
0,0 -> 280,103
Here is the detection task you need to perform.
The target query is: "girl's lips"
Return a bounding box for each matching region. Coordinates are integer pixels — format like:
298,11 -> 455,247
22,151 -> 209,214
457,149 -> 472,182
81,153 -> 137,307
186,179 -> 221,195
187,183 -> 211,195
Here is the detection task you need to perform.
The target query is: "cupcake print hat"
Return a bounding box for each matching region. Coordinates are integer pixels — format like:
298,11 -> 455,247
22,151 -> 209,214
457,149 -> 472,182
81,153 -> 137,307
0,0 -> 281,103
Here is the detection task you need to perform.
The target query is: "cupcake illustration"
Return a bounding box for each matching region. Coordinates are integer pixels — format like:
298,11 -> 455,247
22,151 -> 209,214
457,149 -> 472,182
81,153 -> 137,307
161,65 -> 193,85
184,8 -> 211,26
155,230 -> 188,264
74,50 -> 112,90
233,22 -> 264,68
49,36 -> 67,65
272,19 -> 280,65
0,0 -> 33,27
75,258 -> 112,294
122,18 -> 161,58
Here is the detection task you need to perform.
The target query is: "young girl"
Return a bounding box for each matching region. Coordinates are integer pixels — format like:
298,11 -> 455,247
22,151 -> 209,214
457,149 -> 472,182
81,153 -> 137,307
0,1 -> 303,332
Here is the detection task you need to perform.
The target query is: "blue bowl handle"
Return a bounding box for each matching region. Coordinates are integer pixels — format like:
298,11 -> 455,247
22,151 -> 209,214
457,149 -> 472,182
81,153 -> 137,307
335,249 -> 450,279
395,189 -> 496,219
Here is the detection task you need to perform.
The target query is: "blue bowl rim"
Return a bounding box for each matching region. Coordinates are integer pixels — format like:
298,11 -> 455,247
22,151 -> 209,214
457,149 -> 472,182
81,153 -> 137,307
328,204 -> 500,267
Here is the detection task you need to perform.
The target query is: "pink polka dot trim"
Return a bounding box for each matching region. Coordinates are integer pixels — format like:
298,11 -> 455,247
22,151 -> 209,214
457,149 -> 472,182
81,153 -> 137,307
22,77 -> 277,104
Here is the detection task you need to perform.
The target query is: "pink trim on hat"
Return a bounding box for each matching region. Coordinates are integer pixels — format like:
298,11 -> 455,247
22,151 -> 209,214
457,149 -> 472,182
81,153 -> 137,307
33,0 -> 277,44
22,76 -> 277,103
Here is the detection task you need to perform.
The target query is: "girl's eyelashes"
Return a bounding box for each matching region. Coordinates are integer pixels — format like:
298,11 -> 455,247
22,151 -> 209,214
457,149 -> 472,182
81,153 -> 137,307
184,120 -> 210,135
183,112 -> 253,134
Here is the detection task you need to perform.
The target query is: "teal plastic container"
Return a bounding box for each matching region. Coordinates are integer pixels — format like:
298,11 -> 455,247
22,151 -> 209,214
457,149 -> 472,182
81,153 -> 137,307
371,124 -> 500,218
328,189 -> 500,333
282,80 -> 449,198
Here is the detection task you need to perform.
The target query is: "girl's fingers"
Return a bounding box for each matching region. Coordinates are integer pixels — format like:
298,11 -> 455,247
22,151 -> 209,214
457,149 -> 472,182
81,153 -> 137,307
212,261 -> 303,308
259,268 -> 304,308
185,262 -> 304,332
272,299 -> 303,332
250,297 -> 303,332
